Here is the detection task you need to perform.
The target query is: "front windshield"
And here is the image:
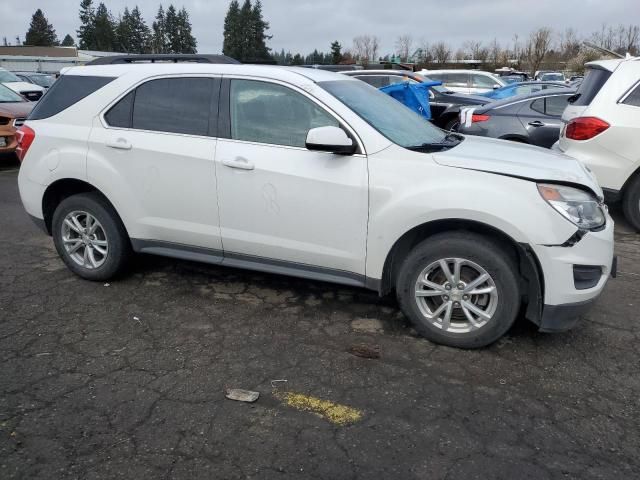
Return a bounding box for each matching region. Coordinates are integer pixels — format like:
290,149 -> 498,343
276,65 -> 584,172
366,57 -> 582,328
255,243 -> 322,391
0,70 -> 22,82
542,74 -> 563,82
0,84 -> 24,102
319,80 -> 447,148
30,75 -> 54,87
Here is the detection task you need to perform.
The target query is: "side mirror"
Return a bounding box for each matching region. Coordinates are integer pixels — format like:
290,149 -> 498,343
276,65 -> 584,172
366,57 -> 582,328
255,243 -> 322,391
305,126 -> 356,155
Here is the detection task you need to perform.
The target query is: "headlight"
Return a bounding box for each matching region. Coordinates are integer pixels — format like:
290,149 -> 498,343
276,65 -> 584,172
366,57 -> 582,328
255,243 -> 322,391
537,183 -> 605,230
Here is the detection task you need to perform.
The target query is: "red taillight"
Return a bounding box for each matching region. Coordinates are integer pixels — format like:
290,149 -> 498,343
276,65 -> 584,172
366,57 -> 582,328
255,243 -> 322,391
565,117 -> 609,141
471,114 -> 490,123
16,125 -> 35,163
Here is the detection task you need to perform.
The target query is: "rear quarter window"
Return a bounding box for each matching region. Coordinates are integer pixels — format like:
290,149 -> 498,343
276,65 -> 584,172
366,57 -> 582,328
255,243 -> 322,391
28,75 -> 115,120
571,68 -> 611,107
621,82 -> 640,107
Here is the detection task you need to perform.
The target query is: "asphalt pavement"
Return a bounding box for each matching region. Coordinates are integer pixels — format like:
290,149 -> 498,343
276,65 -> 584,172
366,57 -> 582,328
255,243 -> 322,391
1,161 -> 639,479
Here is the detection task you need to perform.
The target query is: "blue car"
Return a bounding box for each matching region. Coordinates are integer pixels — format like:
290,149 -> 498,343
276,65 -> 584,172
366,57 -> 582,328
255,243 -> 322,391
480,81 -> 569,100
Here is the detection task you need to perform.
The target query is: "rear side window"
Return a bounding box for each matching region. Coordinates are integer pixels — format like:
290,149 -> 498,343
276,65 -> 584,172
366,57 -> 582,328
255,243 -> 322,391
571,68 -> 611,106
29,75 -> 115,120
104,78 -> 216,136
530,95 -> 570,116
622,83 -> 640,107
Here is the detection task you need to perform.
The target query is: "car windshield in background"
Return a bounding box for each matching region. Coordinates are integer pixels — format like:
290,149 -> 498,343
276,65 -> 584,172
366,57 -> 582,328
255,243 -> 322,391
29,75 -> 55,87
0,70 -> 22,83
319,80 -> 449,149
541,73 -> 564,82
0,84 -> 24,102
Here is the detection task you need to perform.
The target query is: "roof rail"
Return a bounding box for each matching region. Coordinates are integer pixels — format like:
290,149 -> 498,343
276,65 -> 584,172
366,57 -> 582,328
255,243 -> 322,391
85,54 -> 240,66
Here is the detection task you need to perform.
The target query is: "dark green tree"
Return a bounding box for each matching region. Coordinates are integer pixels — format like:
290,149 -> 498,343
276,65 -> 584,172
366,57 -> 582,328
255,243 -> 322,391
175,7 -> 197,53
222,0 -> 240,59
114,7 -> 133,52
128,6 -> 151,53
77,0 -> 96,49
248,0 -> 271,61
291,53 -> 303,65
24,9 -> 59,46
93,3 -> 115,51
61,34 -> 75,46
330,41 -> 342,64
164,5 -> 178,52
152,5 -> 168,53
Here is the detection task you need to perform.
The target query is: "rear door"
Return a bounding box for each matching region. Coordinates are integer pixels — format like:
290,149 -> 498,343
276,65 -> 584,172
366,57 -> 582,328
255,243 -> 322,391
523,94 -> 571,147
88,76 -> 223,253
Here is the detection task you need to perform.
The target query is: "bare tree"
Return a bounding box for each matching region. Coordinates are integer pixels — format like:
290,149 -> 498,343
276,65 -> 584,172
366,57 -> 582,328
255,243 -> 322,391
416,38 -> 433,63
560,28 -> 581,60
395,34 -> 413,62
432,41 -> 451,63
526,27 -> 553,75
353,35 -> 380,65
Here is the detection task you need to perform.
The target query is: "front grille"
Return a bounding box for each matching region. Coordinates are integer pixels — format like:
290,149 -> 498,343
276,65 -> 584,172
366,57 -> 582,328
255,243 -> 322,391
21,91 -> 43,101
13,118 -> 25,127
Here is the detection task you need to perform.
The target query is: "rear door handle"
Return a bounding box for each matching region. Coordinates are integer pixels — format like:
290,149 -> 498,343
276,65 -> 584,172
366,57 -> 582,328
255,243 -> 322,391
106,137 -> 132,150
528,121 -> 545,127
222,157 -> 255,171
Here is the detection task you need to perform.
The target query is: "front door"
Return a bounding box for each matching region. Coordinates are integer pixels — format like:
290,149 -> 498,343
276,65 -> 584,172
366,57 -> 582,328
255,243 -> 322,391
214,78 -> 368,277
524,94 -> 568,147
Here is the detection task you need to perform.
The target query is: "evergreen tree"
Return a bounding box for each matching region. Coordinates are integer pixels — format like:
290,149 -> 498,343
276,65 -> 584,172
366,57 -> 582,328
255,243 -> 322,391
237,0 -> 252,60
77,0 -> 96,49
152,5 -> 168,53
248,0 -> 271,61
165,4 -> 179,53
61,34 -> 75,47
114,8 -> 133,52
94,3 -> 116,51
129,6 -> 152,53
175,7 -> 197,53
330,41 -> 342,64
24,9 -> 59,46
222,0 -> 240,59
291,53 -> 303,65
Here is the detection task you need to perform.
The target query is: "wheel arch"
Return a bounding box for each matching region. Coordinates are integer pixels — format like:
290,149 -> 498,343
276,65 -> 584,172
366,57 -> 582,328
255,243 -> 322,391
378,218 -> 544,323
42,178 -> 125,236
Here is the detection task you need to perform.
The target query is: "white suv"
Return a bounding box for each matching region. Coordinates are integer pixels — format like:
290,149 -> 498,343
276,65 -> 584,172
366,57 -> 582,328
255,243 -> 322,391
17,63 -> 615,348
554,57 -> 640,230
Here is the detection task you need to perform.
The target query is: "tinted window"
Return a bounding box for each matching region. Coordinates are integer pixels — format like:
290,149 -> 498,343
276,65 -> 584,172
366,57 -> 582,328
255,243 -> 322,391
132,78 -> 212,136
622,83 -> 640,107
29,75 -> 115,120
104,91 -> 134,128
230,79 -> 339,148
355,75 -> 388,88
531,98 -> 545,114
545,95 -> 569,116
572,68 -> 612,106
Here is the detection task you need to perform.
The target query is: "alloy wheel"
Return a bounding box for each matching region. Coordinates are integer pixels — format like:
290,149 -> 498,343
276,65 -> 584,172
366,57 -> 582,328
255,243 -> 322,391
61,210 -> 109,269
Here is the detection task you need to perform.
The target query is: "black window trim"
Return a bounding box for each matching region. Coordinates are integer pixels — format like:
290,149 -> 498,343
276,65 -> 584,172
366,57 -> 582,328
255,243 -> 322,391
218,75 -> 365,155
618,79 -> 640,106
101,74 -> 222,138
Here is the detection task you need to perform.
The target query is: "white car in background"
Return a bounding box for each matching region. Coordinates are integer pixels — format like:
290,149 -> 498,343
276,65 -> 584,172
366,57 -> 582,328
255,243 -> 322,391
0,68 -> 45,101
554,57 -> 640,230
16,61 -> 614,348
419,69 -> 506,94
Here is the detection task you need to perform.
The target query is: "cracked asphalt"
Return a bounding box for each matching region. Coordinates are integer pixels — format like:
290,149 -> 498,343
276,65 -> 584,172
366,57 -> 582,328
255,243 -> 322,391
1,158 -> 640,479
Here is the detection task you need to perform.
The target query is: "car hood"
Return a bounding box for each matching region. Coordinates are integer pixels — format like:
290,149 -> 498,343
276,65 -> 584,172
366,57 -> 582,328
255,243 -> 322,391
2,81 -> 45,92
433,135 -> 603,198
0,101 -> 33,118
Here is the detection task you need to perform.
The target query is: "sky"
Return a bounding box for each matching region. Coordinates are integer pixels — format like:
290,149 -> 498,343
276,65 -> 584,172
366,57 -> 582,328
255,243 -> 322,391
0,0 -> 636,55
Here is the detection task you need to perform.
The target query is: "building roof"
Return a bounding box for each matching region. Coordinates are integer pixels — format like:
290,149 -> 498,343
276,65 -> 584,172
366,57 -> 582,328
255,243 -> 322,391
0,46 -> 78,58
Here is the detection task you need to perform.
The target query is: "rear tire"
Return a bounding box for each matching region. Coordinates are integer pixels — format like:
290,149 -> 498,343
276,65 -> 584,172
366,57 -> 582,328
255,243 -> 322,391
52,192 -> 131,281
396,232 -> 521,348
622,174 -> 640,232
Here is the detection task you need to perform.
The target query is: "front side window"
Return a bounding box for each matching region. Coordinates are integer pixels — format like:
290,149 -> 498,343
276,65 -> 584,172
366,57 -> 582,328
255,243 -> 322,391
319,80 -> 447,148
132,78 -> 213,136
446,73 -> 469,87
622,83 -> 640,107
472,74 -> 497,88
230,79 -> 338,148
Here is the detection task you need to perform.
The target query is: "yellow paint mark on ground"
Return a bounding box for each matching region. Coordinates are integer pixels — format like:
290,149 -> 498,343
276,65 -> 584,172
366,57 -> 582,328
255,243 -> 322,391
276,392 -> 362,426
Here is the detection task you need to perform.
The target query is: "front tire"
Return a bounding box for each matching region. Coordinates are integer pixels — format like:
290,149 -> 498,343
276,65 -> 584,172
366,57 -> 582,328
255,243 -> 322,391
622,174 -> 640,232
52,192 -> 131,281
396,232 -> 521,348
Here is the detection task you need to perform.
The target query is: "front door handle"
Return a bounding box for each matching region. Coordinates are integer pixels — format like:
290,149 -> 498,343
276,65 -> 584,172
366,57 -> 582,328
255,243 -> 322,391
222,157 -> 255,171
106,137 -> 132,150
528,121 -> 545,127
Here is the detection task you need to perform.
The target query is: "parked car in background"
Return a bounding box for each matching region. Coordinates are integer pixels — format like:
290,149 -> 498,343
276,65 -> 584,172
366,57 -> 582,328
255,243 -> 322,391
458,89 -> 575,148
0,84 -> 33,155
501,75 -> 526,84
13,72 -> 56,89
539,72 -> 565,82
419,69 -> 506,94
0,68 -> 45,101
341,70 -> 489,130
480,81 -> 570,100
554,57 -> 640,230
16,61 -> 614,348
